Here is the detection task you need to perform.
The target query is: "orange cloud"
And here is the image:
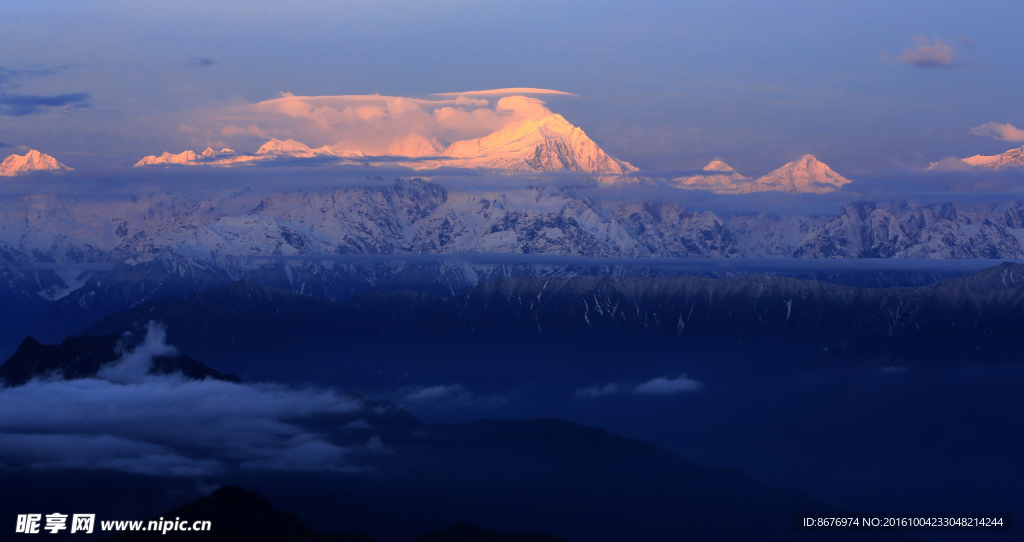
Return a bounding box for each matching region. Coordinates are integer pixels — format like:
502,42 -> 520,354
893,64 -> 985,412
220,123 -> 269,138
209,89 -> 569,156
896,36 -> 960,68
969,122 -> 1024,142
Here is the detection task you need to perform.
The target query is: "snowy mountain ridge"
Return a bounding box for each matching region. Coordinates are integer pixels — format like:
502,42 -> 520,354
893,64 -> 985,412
0,150 -> 72,176
4,181 -> 1024,331
134,140 -> 350,167
670,160 -> 753,193
960,145 -> 1024,169
437,113 -> 638,178
667,155 -> 853,194
3,182 -> 1024,273
134,114 -> 638,180
748,155 -> 853,194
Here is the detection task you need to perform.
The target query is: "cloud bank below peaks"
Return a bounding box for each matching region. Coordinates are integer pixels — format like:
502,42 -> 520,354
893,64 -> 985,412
0,323 -> 371,476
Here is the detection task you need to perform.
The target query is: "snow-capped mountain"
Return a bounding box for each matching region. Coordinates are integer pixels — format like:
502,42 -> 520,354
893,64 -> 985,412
135,140 -> 351,167
132,115 -> 635,179
2,180 -> 1024,341
787,201 -> 1024,258
134,147 -> 238,166
5,183 -> 1024,274
0,150 -> 72,176
255,139 -> 336,158
749,155 -> 852,194
385,133 -> 445,157
960,145 -> 1024,169
4,180 -> 1024,279
669,160 -> 752,193
664,156 -> 852,194
438,114 -> 638,179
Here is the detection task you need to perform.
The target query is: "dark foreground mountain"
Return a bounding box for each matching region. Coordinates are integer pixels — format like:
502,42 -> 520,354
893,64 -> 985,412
0,412 -> 869,541
0,333 -> 241,386
0,334 -> 869,542
24,257 -> 973,348
83,416 -> 861,542
81,263 -> 1024,380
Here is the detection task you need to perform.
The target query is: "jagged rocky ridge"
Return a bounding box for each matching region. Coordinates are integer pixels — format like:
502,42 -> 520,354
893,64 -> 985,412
8,182 -> 1024,269
4,181 -> 1024,339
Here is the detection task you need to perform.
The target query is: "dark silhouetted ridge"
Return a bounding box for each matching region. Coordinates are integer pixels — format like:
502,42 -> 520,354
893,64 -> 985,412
0,334 -> 240,386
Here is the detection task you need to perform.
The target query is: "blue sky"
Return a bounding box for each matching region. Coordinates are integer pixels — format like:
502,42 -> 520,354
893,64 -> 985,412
1,0 -> 1022,175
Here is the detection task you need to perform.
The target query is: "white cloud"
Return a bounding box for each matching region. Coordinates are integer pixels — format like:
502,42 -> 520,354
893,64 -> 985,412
400,383 -> 506,409
896,36 -> 960,68
575,373 -> 703,398
404,384 -> 465,402
96,321 -> 176,384
926,156 -> 975,171
633,374 -> 703,395
969,122 -> 1024,142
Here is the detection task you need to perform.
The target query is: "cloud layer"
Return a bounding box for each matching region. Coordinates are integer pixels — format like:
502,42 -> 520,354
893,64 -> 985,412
969,122 -> 1024,142
186,89 -> 570,156
186,57 -> 217,68
400,383 -> 506,409
575,374 -> 703,398
895,36 -> 962,68
0,64 -> 91,117
0,324 -> 368,476
0,92 -> 91,117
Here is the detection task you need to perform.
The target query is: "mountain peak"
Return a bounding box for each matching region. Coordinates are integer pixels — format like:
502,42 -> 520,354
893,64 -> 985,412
669,160 -> 751,193
256,139 -> 313,155
385,133 -> 445,158
136,140 -> 336,168
0,150 -> 72,176
960,145 -> 1024,169
198,146 -> 236,159
134,149 -> 200,167
704,160 -> 737,172
750,154 -> 852,194
439,113 -> 637,179
533,113 -> 574,134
